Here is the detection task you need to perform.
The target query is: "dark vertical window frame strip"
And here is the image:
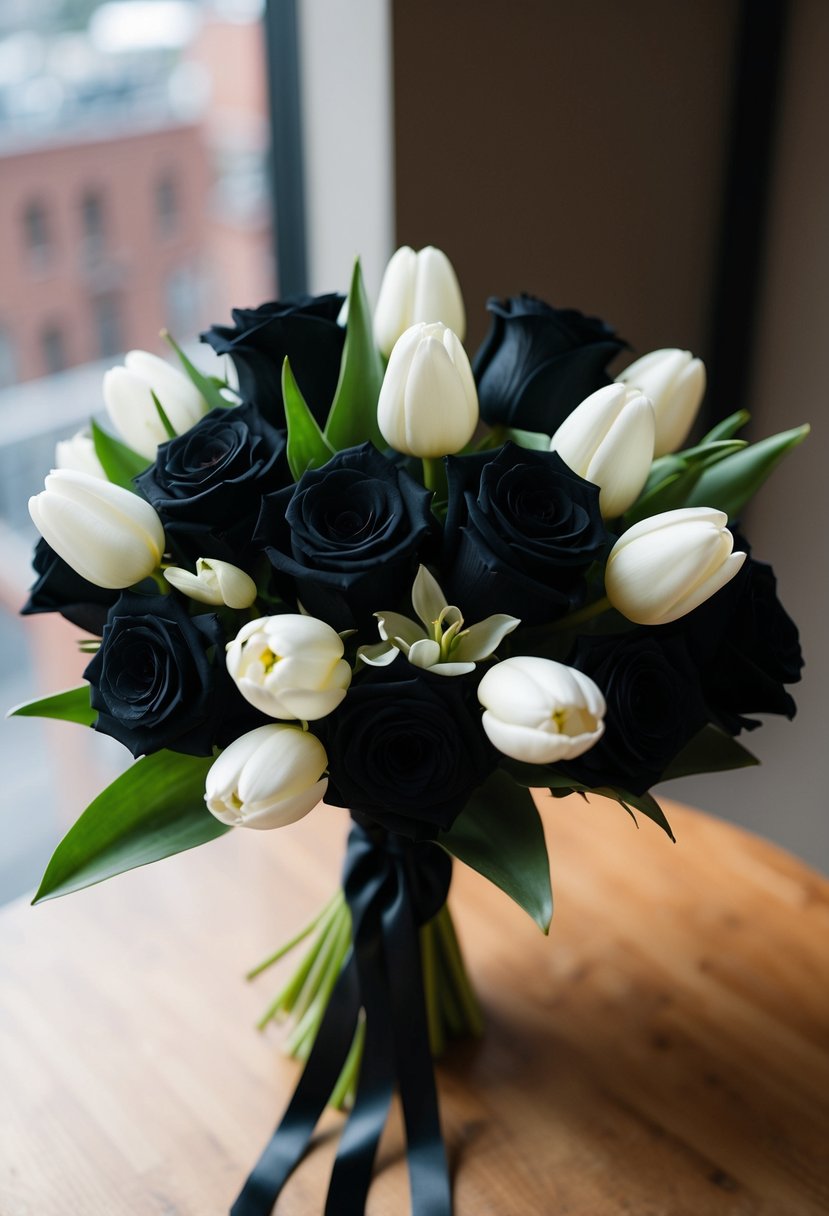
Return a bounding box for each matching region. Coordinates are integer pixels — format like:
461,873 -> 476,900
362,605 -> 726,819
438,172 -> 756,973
264,0 -> 308,297
704,0 -> 790,430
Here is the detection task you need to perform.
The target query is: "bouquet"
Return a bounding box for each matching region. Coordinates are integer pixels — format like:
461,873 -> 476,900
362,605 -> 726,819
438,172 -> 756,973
14,245 -> 807,1216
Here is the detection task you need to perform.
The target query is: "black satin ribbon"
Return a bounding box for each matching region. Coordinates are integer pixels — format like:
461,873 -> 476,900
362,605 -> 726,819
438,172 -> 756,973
231,821 -> 453,1216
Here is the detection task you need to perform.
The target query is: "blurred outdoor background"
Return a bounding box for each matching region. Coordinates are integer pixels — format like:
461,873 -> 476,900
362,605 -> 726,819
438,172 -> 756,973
0,0 -> 825,903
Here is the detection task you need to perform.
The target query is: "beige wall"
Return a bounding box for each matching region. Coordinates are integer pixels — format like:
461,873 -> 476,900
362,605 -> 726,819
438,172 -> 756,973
668,0 -> 828,867
391,0 -> 827,868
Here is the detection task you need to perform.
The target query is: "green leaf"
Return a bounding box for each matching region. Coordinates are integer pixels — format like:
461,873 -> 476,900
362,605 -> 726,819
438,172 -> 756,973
592,786 -> 675,842
283,357 -> 335,480
505,427 -> 551,451
163,330 -> 231,412
700,409 -> 751,444
8,684 -> 95,726
626,440 -> 746,525
439,769 -> 553,932
324,258 -> 385,452
659,723 -> 759,781
91,419 -> 149,489
33,751 -> 229,903
685,424 -> 810,519
151,390 -> 177,439
501,759 -> 675,841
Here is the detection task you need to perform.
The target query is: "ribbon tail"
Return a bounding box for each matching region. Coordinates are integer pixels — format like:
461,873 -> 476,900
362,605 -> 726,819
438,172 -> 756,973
230,956 -> 360,1216
385,867 -> 453,1216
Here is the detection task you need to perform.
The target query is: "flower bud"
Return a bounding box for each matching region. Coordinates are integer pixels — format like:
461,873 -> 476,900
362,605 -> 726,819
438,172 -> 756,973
477,656 -> 605,764
605,507 -> 746,625
205,724 -> 327,829
28,469 -> 165,589
227,613 -> 351,721
374,245 -> 466,358
103,350 -> 209,459
616,348 -> 705,457
55,430 -> 106,480
377,321 -> 479,458
550,383 -> 655,517
164,558 -> 257,609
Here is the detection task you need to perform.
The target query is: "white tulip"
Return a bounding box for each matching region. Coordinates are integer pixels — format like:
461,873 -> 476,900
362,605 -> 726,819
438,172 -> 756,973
605,507 -> 746,626
55,430 -> 106,480
377,322 -> 479,458
164,558 -> 257,609
28,469 -> 165,589
477,656 -> 605,765
550,384 -> 655,517
374,245 -> 466,358
103,349 -> 209,460
616,348 -> 706,457
205,724 -> 327,829
227,614 -> 351,721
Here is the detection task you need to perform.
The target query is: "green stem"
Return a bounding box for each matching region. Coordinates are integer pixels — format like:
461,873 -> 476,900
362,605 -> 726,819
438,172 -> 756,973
421,456 -> 448,502
290,903 -> 349,1027
246,890 -> 343,980
286,912 -> 351,1057
329,1017 -> 365,1110
255,899 -> 343,1029
552,594 -> 611,632
435,905 -> 484,1037
148,568 -> 171,595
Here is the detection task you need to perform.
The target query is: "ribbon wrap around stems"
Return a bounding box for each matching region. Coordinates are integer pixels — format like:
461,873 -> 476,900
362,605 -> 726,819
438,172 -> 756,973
231,818 -> 454,1216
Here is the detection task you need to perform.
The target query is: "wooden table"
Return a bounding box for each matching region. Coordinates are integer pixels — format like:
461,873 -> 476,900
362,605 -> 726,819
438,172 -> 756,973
1,794 -> 828,1215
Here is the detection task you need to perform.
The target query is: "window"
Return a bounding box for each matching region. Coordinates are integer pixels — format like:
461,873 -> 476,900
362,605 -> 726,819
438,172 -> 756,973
164,265 -> 200,336
92,295 -> 122,359
41,324 -> 67,376
81,190 -> 106,262
23,200 -> 53,272
0,328 -> 16,389
156,173 -> 179,239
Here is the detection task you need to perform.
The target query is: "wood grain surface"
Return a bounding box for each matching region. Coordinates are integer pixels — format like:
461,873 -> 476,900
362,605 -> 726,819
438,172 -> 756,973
1,793 -> 828,1215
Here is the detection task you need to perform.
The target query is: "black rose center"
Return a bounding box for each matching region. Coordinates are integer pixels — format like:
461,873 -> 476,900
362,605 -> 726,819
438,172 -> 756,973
325,507 -> 374,541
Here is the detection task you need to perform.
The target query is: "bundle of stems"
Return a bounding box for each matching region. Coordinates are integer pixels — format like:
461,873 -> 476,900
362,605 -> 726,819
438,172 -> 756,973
247,889 -> 484,1109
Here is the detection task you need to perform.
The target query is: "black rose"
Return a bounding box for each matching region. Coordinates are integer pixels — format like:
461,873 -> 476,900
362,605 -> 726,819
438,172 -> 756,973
321,659 -> 495,839
473,295 -> 628,434
443,443 -> 608,625
684,551 -> 803,734
256,443 -> 435,632
201,293 -> 345,428
21,538 -> 118,635
84,591 -> 259,757
564,631 -> 708,794
135,403 -> 288,567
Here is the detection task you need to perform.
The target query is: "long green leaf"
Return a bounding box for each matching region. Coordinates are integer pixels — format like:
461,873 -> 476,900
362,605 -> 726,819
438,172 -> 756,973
8,684 -> 95,726
283,356 -> 335,480
323,258 -> 385,452
626,440 -> 746,525
163,330 -> 231,412
33,751 -> 229,903
440,769 -> 553,932
151,390 -> 177,439
501,759 -> 675,841
592,786 -> 675,841
659,723 -> 759,781
700,409 -> 751,444
91,419 -> 149,489
685,424 -> 810,519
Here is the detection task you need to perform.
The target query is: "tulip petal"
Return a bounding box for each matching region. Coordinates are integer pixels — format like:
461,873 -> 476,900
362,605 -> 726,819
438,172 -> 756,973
408,638 -> 442,669
453,614 -> 521,662
411,564 -> 448,631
